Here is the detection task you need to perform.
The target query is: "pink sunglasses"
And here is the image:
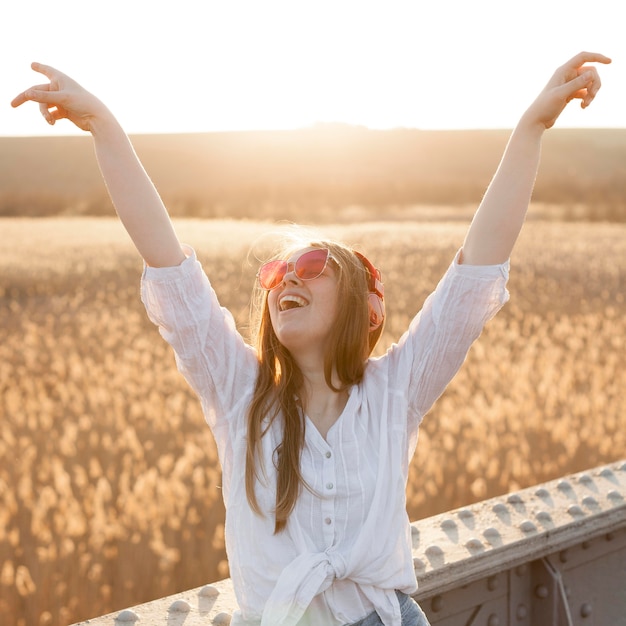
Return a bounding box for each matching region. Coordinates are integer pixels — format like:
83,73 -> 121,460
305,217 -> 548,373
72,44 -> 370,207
257,248 -> 337,291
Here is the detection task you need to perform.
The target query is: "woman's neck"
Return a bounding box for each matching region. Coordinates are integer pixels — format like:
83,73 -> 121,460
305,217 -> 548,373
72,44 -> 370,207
298,367 -> 349,440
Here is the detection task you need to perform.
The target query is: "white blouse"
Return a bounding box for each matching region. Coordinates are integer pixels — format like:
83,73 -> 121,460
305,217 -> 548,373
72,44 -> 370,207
140,246 -> 510,626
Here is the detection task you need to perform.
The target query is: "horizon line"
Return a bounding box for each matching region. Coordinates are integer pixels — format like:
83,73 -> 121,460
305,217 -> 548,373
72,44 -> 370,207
1,123 -> 625,139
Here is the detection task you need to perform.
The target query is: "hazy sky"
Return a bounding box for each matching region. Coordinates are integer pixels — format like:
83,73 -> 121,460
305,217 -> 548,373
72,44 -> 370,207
2,0 -> 623,136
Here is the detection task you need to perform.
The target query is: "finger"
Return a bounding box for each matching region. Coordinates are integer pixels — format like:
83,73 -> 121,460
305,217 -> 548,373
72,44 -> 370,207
584,82 -> 601,107
11,61 -> 66,107
17,86 -> 64,107
555,72 -> 590,104
49,108 -> 65,120
11,83 -> 51,108
39,102 -> 65,126
30,61 -> 66,81
38,102 -> 56,125
563,51 -> 612,72
566,70 -> 596,91
575,65 -> 601,90
564,70 -> 602,109
48,107 -> 68,124
579,68 -> 602,108
11,92 -> 29,108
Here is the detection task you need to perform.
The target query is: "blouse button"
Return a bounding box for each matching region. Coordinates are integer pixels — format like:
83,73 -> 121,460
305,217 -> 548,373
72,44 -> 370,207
325,451 -> 331,458
326,483 -> 334,490
324,517 -> 332,525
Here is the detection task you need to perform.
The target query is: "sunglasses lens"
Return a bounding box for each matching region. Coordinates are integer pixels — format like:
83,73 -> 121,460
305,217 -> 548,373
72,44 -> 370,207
258,249 -> 331,290
258,260 -> 287,290
295,249 -> 329,279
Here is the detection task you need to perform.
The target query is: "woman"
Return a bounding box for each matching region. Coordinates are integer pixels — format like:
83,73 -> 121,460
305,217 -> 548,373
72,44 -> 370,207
12,51 -> 609,626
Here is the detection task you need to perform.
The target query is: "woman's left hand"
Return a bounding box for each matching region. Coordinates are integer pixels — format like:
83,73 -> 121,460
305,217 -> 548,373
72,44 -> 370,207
523,51 -> 611,130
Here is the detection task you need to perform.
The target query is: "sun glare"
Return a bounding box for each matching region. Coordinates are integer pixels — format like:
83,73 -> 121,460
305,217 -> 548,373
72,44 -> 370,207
2,0 -> 624,136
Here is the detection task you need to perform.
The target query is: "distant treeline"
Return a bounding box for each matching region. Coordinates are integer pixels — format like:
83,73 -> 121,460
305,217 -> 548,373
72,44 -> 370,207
2,125 -> 625,221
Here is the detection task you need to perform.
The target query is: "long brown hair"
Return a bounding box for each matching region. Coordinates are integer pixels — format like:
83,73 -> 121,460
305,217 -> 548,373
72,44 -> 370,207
246,236 -> 384,533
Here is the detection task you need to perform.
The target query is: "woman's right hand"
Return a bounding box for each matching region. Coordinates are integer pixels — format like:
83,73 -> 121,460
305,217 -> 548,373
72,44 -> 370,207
11,62 -> 110,132
13,61 -> 185,267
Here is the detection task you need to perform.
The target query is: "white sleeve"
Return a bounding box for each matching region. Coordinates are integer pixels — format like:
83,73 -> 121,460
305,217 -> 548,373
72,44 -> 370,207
384,249 -> 510,420
140,246 -> 258,433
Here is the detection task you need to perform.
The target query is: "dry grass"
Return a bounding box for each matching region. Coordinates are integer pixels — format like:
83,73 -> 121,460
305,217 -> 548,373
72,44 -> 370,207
1,216 -> 624,626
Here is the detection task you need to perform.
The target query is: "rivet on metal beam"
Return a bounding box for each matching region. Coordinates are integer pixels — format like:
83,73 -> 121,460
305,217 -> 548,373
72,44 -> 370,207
199,584 -> 220,598
577,473 -> 594,485
413,557 -> 426,574
465,538 -> 484,552
483,527 -> 501,544
580,603 -> 593,618
431,595 -> 444,613
535,487 -> 550,499
116,610 -> 140,623
516,604 -> 528,620
567,505 -> 585,517
536,511 -> 552,524
424,544 -> 445,567
520,520 -> 537,533
618,462 -> 626,472
582,495 -> 599,509
599,468 -> 615,479
457,508 -> 474,521
168,600 -> 191,613
212,613 -> 232,625
515,564 -> 528,577
492,503 -> 508,515
441,518 -> 457,531
507,494 -> 524,505
487,575 -> 498,591
425,545 -> 445,559
557,480 -> 573,491
487,615 -> 500,626
535,585 -> 549,599
607,490 -> 624,503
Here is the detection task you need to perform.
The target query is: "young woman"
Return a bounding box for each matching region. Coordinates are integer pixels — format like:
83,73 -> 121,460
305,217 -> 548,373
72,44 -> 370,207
12,51 -> 609,626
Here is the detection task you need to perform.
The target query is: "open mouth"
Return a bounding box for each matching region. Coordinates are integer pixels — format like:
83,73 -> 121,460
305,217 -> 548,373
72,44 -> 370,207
279,295 -> 308,312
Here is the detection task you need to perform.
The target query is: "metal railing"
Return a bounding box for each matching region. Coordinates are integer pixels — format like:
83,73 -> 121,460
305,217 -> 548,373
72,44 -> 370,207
73,460 -> 626,626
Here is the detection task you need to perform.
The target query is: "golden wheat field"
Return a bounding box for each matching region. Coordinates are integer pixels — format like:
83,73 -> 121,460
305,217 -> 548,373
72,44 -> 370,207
1,216 -> 625,626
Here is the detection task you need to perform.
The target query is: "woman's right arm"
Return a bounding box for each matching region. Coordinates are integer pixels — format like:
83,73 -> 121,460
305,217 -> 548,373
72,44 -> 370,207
12,62 -> 185,268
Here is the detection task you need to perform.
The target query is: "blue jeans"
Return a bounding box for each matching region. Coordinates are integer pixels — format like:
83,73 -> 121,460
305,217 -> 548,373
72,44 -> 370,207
346,591 -> 431,626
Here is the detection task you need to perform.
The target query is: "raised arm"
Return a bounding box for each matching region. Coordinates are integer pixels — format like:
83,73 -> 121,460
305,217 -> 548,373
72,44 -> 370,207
11,62 -> 185,268
461,51 -> 611,266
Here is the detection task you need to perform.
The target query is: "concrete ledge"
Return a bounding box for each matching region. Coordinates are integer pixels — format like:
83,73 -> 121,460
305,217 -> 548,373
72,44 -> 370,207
74,460 -> 626,625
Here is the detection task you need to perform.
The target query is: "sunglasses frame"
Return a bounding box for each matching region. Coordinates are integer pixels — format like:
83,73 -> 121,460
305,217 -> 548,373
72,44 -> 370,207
257,248 -> 338,291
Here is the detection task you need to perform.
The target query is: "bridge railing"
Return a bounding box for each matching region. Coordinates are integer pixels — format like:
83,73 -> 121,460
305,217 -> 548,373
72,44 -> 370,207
74,460 -> 626,626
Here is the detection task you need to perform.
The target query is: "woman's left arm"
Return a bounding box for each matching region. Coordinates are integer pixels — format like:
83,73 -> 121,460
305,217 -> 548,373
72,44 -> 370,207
461,51 -> 611,266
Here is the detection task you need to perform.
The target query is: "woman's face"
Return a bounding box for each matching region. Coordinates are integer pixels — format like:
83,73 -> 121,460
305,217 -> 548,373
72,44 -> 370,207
266,247 -> 341,358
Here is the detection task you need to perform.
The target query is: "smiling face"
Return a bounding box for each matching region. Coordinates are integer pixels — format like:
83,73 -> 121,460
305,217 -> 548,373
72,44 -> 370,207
252,238 -> 384,391
266,246 -> 341,358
